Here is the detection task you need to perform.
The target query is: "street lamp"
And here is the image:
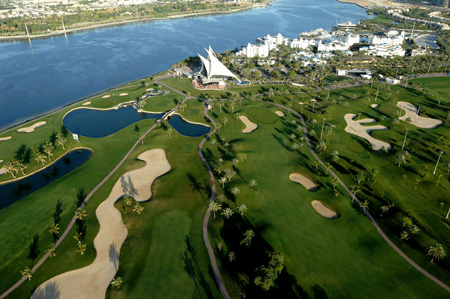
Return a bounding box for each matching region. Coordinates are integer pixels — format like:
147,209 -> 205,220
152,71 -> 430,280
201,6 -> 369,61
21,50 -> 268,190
401,128 -> 409,149
433,151 -> 443,175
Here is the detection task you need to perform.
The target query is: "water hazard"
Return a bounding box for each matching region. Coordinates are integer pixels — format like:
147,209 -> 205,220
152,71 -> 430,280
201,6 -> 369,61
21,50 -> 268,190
0,148 -> 92,210
63,106 -> 210,138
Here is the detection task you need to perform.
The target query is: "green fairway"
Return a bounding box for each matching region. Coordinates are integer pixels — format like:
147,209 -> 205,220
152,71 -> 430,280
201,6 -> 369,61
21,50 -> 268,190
1,74 -> 449,298
202,96 -> 450,298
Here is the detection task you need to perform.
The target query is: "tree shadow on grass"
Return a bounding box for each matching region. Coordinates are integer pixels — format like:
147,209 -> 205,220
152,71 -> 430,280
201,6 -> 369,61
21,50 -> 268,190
182,235 -> 214,299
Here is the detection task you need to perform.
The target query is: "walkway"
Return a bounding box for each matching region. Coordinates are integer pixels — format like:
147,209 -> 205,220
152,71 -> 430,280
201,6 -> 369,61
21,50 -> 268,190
259,98 -> 450,293
198,106 -> 231,299
0,72 -> 188,299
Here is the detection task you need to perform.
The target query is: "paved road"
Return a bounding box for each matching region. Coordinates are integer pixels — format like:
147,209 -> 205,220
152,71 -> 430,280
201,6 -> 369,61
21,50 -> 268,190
258,98 -> 450,294
198,106 -> 231,299
0,72 -> 189,299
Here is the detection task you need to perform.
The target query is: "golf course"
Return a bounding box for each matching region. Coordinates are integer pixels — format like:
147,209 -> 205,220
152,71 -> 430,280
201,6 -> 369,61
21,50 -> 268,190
0,72 -> 449,298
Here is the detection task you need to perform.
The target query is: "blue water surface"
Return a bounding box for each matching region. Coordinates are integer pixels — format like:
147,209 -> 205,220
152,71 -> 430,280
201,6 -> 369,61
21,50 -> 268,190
0,0 -> 369,131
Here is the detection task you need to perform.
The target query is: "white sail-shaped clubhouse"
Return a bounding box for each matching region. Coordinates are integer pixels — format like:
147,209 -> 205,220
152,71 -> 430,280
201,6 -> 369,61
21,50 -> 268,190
198,46 -> 240,83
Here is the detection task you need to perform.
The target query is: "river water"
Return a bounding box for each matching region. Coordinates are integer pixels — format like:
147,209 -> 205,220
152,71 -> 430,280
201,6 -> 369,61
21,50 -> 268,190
0,0 -> 368,131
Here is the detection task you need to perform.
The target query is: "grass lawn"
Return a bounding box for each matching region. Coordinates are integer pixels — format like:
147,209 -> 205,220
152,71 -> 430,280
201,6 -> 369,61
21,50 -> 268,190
1,74 -> 450,298
202,97 -> 450,298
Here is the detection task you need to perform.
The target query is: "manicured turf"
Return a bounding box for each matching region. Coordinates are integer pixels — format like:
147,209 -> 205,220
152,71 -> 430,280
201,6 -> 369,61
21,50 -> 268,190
203,97 -> 450,298
1,74 -> 449,298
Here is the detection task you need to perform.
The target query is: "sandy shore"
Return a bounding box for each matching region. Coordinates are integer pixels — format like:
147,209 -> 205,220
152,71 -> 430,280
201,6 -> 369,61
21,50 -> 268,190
17,121 -> 46,133
0,3 -> 267,41
397,101 -> 442,129
336,0 -> 399,8
32,149 -> 171,299
311,201 -> 338,219
239,116 -> 258,133
344,114 -> 390,151
289,173 -> 318,191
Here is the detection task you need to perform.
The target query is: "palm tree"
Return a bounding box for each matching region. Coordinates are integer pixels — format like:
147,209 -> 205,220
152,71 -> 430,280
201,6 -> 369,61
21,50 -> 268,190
248,179 -> 257,191
76,242 -> 87,255
291,143 -> 300,151
331,150 -> 340,162
18,162 -> 27,175
4,160 -> 18,178
111,276 -> 124,289
208,202 -> 222,218
331,177 -> 339,191
180,103 -> 187,111
316,140 -> 327,152
314,160 -> 320,173
237,204 -> 247,216
427,243 -> 446,262
223,117 -> 228,127
396,151 -> 410,167
46,243 -> 56,257
221,208 -> 234,219
360,200 -> 369,213
218,177 -> 227,188
355,173 -> 366,185
75,208 -> 87,220
232,158 -> 239,168
20,267 -> 33,281
166,128 -> 173,138
350,185 -> 360,201
49,222 -> 59,238
231,187 -> 240,197
310,118 -> 317,128
133,202 -> 144,214
56,134 -> 67,150
228,251 -> 236,262
400,231 -> 410,241
43,142 -> 54,161
224,169 -> 236,182
34,151 -> 46,165
380,205 -> 389,216
123,195 -> 133,206
410,224 -> 421,235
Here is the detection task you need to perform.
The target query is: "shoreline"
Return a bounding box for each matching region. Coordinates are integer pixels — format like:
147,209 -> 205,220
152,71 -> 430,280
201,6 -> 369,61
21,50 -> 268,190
0,3 -> 269,42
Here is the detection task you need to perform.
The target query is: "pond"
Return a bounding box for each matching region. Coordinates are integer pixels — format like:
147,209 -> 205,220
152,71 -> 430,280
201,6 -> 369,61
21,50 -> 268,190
63,106 -> 210,138
0,148 -> 92,210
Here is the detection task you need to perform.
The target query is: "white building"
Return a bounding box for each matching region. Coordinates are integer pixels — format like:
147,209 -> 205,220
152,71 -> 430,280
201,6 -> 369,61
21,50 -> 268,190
198,46 -> 240,83
360,44 -> 406,57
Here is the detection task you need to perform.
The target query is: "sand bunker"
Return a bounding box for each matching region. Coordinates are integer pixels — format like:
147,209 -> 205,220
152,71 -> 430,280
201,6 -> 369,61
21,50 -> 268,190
370,104 -> 379,108
239,116 -> 258,133
119,93 -> 128,96
344,114 -> 390,151
17,121 -> 46,133
102,95 -> 111,99
289,173 -> 318,191
0,168 -> 6,175
397,101 -> 442,129
82,101 -> 91,106
275,111 -> 285,117
311,200 -> 338,219
0,136 -> 11,141
32,149 -> 171,299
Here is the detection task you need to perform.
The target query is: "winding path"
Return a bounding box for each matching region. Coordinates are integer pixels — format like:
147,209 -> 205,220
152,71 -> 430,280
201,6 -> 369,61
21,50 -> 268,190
259,98 -> 450,293
198,106 -> 231,299
0,73 -> 190,299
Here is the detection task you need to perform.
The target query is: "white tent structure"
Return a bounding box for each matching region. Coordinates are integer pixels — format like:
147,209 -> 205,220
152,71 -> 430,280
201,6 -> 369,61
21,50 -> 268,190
198,46 -> 240,83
